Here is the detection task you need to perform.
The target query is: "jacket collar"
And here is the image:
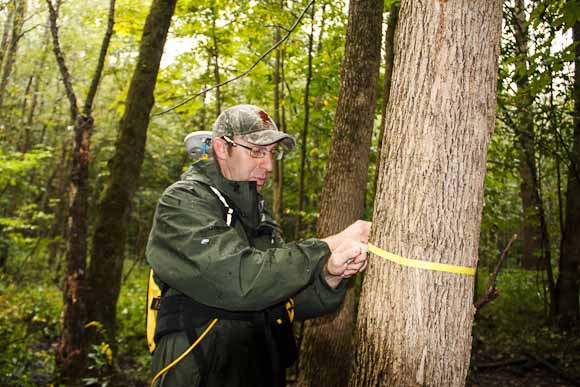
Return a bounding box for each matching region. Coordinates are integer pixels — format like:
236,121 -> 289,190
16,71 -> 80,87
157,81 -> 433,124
183,159 -> 263,229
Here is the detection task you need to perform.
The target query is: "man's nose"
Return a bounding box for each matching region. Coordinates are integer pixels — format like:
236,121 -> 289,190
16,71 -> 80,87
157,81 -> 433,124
259,153 -> 274,172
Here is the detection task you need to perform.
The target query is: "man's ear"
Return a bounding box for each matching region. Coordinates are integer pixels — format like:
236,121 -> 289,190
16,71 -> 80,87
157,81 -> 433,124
212,137 -> 228,160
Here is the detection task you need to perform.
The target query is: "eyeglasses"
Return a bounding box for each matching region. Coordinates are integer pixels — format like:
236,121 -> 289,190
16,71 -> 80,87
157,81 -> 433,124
222,136 -> 284,160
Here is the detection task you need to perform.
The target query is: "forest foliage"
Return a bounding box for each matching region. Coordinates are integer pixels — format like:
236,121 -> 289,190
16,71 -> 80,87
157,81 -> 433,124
0,0 -> 579,385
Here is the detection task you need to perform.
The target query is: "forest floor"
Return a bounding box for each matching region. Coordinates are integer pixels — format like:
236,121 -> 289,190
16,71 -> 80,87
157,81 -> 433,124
469,349 -> 580,386
1,264 -> 579,386
468,269 -> 580,387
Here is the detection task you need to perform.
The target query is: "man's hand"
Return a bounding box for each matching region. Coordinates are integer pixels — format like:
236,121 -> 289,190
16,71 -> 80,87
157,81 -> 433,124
322,220 -> 371,252
323,240 -> 368,288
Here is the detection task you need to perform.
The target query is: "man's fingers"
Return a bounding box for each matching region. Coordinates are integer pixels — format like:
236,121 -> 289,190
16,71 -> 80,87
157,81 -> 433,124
352,251 -> 367,264
346,260 -> 365,271
359,259 -> 368,273
342,268 -> 361,278
343,254 -> 369,277
336,244 -> 361,264
356,220 -> 372,243
326,242 -> 363,276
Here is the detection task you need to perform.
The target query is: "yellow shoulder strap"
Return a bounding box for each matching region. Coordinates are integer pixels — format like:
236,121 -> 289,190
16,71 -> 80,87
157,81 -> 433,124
146,185 -> 231,355
146,269 -> 162,353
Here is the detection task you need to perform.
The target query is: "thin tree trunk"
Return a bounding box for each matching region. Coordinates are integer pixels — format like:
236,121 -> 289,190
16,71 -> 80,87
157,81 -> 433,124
55,117 -> 92,382
19,74 -> 33,151
27,69 -> 42,127
211,1 -> 221,116
0,5 -> 13,66
373,4 -> 398,197
47,0 -> 88,378
20,74 -> 32,118
87,0 -> 177,347
281,48 -> 287,135
46,137 -> 71,270
349,1 -> 502,385
315,2 -> 326,54
551,74 -> 565,252
553,12 -> 580,329
298,0 -> 383,383
0,0 -> 25,111
280,48 -> 287,228
272,16 -> 283,224
295,2 -> 315,239
20,16 -> 49,151
513,0 -> 552,272
47,0 -> 115,380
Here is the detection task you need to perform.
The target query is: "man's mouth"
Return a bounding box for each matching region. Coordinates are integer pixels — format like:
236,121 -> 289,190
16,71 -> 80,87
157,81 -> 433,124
253,176 -> 268,187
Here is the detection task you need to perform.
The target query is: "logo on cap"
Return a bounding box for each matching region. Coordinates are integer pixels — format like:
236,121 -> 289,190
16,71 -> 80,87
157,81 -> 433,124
258,110 -> 272,125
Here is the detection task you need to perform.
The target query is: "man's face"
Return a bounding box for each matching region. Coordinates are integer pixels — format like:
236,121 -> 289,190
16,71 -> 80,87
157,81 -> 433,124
218,136 -> 277,191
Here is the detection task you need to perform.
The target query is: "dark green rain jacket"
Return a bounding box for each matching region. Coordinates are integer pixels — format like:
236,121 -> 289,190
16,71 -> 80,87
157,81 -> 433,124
147,159 -> 347,387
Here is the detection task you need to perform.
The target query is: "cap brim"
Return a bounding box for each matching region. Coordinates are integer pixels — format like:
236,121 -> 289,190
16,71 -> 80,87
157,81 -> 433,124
241,130 -> 296,150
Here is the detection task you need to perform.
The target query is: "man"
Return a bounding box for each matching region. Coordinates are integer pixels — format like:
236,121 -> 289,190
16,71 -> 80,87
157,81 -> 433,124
147,104 -> 370,386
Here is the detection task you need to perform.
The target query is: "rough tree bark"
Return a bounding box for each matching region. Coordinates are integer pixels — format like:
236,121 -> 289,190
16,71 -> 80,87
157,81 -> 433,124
349,1 -> 502,386
297,0 -> 383,386
513,0 -> 552,271
553,12 -> 580,329
87,0 -> 177,345
48,0 -> 115,381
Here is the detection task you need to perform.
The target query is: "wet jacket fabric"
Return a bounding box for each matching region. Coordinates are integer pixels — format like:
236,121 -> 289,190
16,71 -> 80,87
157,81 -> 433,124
146,159 -> 347,387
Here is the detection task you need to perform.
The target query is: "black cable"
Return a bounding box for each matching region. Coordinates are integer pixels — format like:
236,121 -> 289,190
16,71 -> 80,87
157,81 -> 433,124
152,0 -> 315,118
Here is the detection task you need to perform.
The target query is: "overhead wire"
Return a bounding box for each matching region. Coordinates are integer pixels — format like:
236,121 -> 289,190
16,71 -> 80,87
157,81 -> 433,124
152,0 -> 315,118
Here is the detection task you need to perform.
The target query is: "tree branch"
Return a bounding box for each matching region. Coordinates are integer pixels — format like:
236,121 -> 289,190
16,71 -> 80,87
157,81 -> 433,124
151,0 -> 315,117
83,0 -> 115,115
46,0 -> 79,122
497,99 -> 580,184
475,233 -> 518,311
16,23 -> 41,42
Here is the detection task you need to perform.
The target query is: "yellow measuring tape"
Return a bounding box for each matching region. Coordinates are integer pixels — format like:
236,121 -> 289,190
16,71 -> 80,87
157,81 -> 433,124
367,243 -> 476,276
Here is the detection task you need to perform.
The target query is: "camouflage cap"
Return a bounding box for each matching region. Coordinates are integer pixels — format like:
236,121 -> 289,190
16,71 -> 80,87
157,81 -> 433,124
212,104 -> 296,150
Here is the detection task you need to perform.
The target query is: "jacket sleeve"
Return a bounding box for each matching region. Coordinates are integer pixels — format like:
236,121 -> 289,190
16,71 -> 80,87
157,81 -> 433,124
292,263 -> 348,321
146,182 -> 330,312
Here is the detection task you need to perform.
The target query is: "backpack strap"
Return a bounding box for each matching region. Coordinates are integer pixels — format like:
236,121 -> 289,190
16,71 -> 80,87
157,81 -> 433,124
208,185 -> 234,227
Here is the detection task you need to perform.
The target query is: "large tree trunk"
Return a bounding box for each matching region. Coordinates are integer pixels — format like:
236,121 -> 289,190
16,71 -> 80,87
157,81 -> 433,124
513,0 -> 551,271
0,0 -> 25,111
87,0 -> 177,345
349,1 -> 502,386
553,13 -> 580,329
297,0 -> 383,386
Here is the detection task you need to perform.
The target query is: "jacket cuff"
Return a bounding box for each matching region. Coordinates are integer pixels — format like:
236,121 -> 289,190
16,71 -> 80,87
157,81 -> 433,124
296,238 -> 332,278
312,259 -> 348,309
